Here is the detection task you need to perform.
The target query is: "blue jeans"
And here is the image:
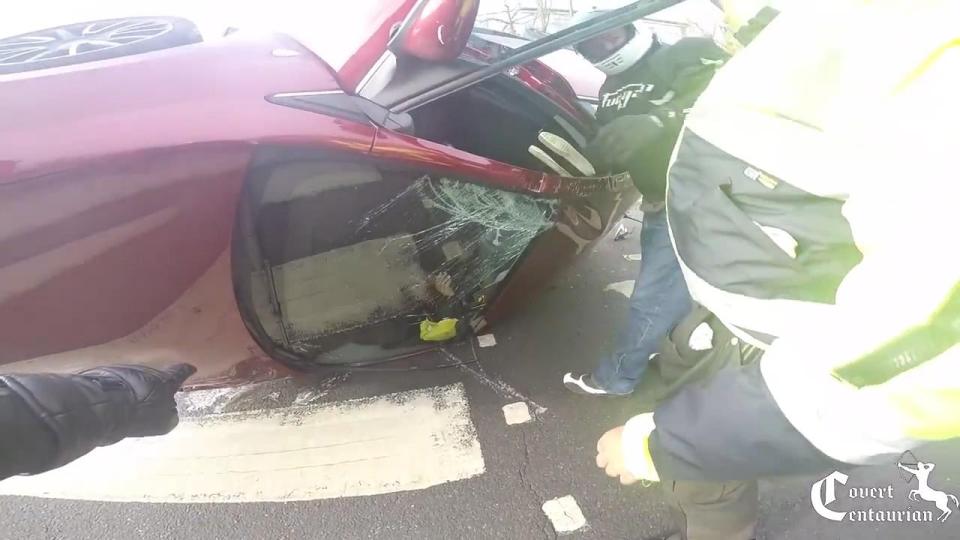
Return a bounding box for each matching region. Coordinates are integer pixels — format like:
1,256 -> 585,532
592,210 -> 692,394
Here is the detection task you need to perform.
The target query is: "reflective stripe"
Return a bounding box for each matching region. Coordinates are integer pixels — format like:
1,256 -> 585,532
761,352 -> 921,464
762,341 -> 959,464
677,240 -> 956,463
833,283 -> 960,388
888,346 -> 960,440
668,240 -> 835,341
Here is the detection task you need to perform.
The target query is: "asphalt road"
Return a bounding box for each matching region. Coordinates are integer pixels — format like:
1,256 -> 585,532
2,229 -> 958,540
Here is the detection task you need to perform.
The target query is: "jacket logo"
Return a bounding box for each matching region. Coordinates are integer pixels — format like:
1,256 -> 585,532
600,83 -> 655,111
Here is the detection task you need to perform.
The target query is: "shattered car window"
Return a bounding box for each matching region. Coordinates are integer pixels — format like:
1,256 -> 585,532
240,156 -> 559,365
359,176 -> 559,304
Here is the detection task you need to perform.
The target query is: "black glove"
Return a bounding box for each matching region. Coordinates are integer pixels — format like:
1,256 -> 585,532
587,114 -> 664,169
79,364 -> 197,437
0,363 -> 195,475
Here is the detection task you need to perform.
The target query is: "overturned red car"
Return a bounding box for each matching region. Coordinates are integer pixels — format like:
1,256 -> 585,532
0,0 -> 675,386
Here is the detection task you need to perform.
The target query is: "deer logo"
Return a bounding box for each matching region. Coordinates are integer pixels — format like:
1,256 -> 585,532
898,461 -> 959,522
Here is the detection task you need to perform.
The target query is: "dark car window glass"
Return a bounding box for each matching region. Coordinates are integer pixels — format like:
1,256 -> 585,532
235,149 -> 558,366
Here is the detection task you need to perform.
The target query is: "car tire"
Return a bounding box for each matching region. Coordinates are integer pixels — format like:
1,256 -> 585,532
0,16 -> 201,74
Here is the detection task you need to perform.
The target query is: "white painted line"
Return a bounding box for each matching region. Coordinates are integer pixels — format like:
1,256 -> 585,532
0,383 -> 484,503
477,333 -> 497,348
604,280 -> 635,299
624,253 -> 642,261
502,402 -> 532,425
542,495 -> 587,534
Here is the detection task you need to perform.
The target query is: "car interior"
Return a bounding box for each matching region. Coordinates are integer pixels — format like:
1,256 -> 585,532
360,12 -> 600,179
407,70 -> 590,175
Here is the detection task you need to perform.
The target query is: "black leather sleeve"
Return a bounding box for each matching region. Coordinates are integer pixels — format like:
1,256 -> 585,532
0,383 -> 58,480
651,37 -> 729,134
0,373 -> 133,481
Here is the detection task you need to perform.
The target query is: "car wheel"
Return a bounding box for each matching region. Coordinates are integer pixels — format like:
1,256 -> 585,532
0,17 -> 201,74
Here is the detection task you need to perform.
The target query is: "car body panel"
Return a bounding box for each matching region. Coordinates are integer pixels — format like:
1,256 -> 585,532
370,129 -> 547,192
0,34 -> 378,383
388,0 -> 480,62
0,144 -> 248,365
1,247 -> 292,389
0,5 -> 648,387
0,34 -> 367,183
0,0 -> 418,94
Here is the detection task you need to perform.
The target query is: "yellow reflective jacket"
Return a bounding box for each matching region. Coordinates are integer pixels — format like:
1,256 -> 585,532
682,0 -> 960,463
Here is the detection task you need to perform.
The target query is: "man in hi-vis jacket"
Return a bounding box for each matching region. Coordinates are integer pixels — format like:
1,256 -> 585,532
595,1 -> 960,539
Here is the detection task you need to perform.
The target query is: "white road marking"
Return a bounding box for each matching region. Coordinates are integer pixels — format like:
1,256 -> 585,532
0,383 -> 484,503
624,253 -> 643,261
477,334 -> 497,348
542,495 -> 587,534
604,280 -> 636,298
502,402 -> 532,425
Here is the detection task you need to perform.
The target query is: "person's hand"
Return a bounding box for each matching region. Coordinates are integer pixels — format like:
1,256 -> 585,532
596,426 -> 637,485
588,114 -> 664,167
596,414 -> 659,484
80,363 -> 196,437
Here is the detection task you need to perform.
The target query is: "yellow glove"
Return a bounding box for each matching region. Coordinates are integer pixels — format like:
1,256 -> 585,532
595,413 -> 659,484
419,318 -> 458,341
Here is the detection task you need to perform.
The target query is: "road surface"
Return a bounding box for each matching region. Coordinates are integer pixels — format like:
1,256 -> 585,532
2,227 -> 957,540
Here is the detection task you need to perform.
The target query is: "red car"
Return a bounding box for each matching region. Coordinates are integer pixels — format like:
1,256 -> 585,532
0,0 -> 675,387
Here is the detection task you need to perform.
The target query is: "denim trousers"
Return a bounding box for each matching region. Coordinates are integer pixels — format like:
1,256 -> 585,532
592,210 -> 692,393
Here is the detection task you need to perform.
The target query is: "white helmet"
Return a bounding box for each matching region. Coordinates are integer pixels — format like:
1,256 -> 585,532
568,10 -> 655,75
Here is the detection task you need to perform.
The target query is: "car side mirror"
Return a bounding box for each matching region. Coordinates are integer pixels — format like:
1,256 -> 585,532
388,0 -> 480,62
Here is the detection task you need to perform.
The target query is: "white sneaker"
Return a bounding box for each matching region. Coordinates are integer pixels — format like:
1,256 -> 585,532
562,373 -> 632,396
